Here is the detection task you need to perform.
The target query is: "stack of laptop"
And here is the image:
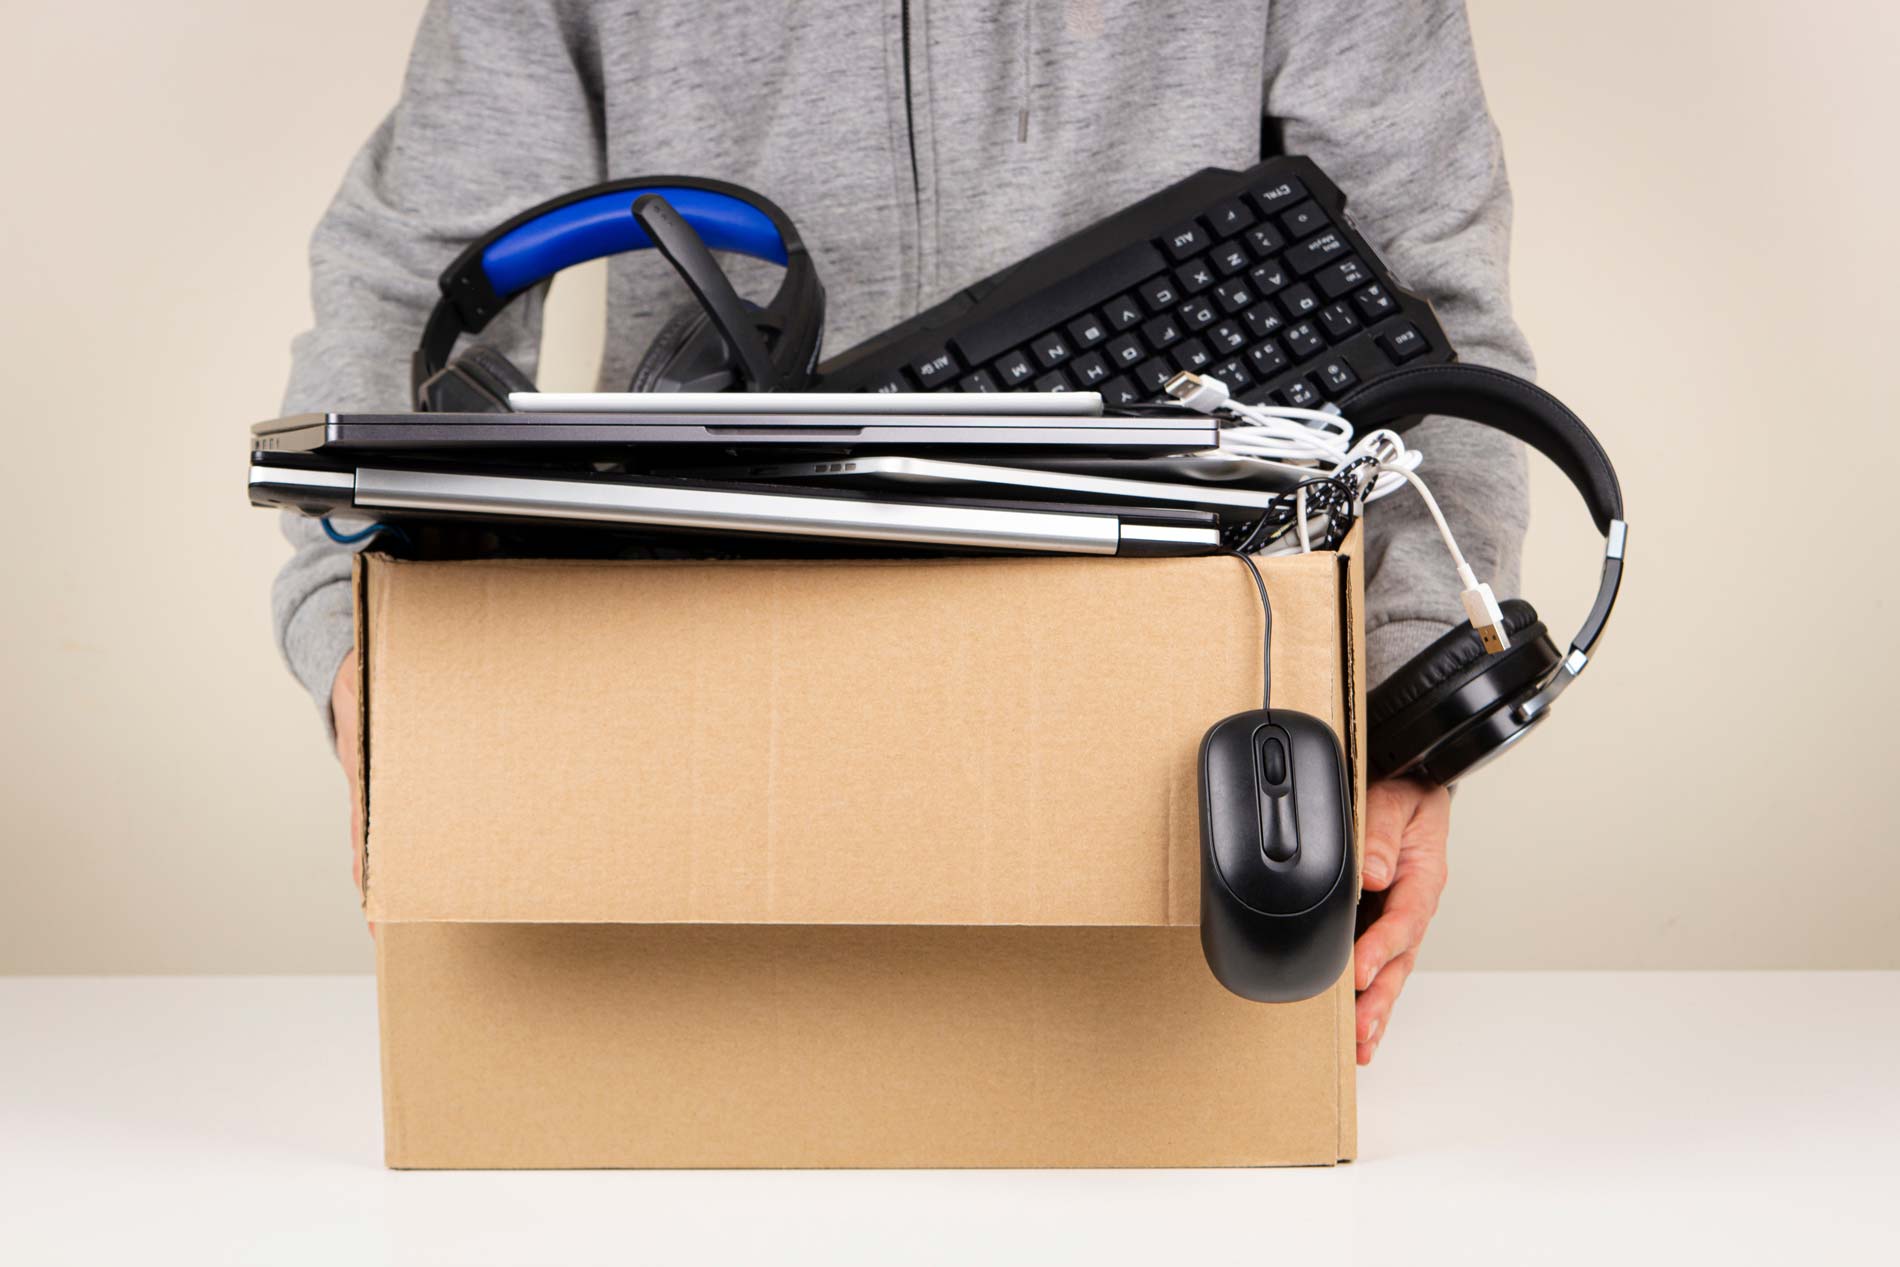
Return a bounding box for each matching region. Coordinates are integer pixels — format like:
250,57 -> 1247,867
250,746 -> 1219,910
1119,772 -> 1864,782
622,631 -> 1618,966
247,391 -> 1314,560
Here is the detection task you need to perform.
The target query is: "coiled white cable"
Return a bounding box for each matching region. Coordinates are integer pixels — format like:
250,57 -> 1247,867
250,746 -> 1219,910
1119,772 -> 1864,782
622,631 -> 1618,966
1161,371 -> 1418,501
1165,371 -> 1511,648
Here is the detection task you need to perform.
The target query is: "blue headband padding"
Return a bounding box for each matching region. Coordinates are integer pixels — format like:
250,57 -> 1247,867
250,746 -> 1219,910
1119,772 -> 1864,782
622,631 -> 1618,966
480,187 -> 790,299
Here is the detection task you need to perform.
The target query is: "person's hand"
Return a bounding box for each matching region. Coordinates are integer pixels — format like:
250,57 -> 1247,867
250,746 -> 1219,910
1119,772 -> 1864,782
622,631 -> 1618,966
1354,776 -> 1450,1065
330,651 -> 364,898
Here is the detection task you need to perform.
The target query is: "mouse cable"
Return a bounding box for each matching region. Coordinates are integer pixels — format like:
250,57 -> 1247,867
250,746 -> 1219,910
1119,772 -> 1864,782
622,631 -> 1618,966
1229,548 -> 1272,714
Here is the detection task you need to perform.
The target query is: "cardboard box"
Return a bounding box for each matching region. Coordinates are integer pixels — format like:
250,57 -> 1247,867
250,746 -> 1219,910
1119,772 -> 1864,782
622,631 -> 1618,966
355,540 -> 1366,1168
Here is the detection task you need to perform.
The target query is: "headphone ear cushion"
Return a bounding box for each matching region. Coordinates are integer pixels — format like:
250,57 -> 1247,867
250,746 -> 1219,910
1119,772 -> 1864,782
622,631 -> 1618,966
455,343 -> 536,397
630,306 -> 719,393
1366,599 -> 1548,733
415,343 -> 535,412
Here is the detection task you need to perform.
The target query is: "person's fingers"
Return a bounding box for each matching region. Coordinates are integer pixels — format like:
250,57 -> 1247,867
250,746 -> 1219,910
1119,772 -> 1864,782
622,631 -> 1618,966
1354,861 -> 1442,991
1355,949 -> 1417,1063
1401,780 -> 1452,864
1359,779 -> 1418,892
333,651 -> 365,901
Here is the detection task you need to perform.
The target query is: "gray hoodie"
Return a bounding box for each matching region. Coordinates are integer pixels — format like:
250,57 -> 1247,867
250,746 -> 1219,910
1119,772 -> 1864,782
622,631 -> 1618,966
275,0 -> 1530,723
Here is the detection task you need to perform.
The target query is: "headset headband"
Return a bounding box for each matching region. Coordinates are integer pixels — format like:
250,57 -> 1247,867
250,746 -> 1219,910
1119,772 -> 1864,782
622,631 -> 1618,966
1336,362 -> 1627,722
412,176 -> 817,396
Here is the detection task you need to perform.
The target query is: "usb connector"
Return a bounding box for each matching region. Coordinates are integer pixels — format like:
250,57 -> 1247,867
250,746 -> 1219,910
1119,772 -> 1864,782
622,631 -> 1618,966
1458,567 -> 1511,653
1164,370 -> 1230,414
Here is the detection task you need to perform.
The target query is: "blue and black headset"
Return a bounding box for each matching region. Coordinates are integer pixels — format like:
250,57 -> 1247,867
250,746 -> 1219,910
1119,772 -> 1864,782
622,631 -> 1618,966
413,177 -> 826,410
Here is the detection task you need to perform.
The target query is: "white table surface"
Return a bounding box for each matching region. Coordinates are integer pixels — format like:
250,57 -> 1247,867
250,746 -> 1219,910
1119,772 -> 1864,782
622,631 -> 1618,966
2,971 -> 1894,1265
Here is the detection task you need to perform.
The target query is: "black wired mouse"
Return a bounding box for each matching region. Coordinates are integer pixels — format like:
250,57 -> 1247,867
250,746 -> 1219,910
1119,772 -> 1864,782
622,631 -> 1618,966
1198,708 -> 1356,1002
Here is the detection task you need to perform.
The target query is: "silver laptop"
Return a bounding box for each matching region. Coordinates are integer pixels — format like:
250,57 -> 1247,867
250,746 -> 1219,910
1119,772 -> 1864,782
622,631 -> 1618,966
250,407 -> 1217,456
248,457 -> 1224,557
507,390 -> 1107,416
687,454 -> 1314,523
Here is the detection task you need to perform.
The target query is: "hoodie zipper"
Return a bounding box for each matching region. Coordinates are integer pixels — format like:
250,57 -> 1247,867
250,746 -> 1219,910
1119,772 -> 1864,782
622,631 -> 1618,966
899,0 -> 922,205
898,0 -> 924,306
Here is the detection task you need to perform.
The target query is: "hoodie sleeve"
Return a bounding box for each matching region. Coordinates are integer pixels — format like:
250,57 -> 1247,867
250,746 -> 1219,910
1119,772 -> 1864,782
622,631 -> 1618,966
1262,0 -> 1533,689
271,0 -> 605,731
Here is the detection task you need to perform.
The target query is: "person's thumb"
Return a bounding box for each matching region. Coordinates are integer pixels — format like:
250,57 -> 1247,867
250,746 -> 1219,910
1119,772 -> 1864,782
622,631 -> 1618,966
1360,782 -> 1411,890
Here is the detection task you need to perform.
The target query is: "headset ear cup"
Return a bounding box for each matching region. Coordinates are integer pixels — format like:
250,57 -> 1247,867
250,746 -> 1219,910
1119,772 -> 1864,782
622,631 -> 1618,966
1366,600 -> 1558,781
457,343 -> 537,396
416,343 -> 535,412
628,306 -> 736,393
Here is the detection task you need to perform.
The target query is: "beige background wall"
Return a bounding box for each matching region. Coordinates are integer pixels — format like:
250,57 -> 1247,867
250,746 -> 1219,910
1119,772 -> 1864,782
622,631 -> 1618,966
1,1 -> 1893,973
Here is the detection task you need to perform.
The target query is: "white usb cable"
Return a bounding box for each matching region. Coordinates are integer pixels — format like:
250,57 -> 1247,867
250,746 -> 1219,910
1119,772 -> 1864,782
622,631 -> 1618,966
1165,371 -> 1510,651
1162,370 -> 1418,499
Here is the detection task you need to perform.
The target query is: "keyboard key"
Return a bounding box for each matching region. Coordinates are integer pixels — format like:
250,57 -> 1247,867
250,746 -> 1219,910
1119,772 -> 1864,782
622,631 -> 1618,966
1208,320 -> 1247,354
1352,283 -> 1396,321
1287,230 -> 1348,275
911,347 -> 958,386
1071,350 -> 1112,386
958,368 -> 999,393
1317,301 -> 1360,340
1170,338 -> 1214,372
1100,375 -> 1142,406
1379,322 -> 1429,361
1177,295 -> 1219,331
1140,313 -> 1183,349
1279,379 -> 1321,407
993,349 -> 1035,385
1245,223 -> 1287,257
1278,282 -> 1320,319
1209,357 -> 1253,393
1174,257 -> 1217,293
1249,259 -> 1290,296
1160,220 -> 1211,261
1315,359 -> 1358,395
866,370 -> 911,393
1132,357 -> 1173,393
1029,330 -> 1072,367
1104,333 -> 1145,368
946,240 -> 1163,366
1103,293 -> 1145,330
1247,340 -> 1289,378
1212,278 -> 1254,313
1210,240 -> 1251,276
1032,368 -> 1074,392
1283,320 -> 1325,359
1242,303 -> 1285,340
1205,198 -> 1255,237
1278,200 -> 1328,239
1138,276 -> 1181,311
1314,255 -> 1373,299
1067,312 -> 1109,349
1250,176 -> 1308,217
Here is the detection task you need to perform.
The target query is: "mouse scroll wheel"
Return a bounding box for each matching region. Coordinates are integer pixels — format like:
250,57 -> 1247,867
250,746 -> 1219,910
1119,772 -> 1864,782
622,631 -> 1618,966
1260,736 -> 1288,786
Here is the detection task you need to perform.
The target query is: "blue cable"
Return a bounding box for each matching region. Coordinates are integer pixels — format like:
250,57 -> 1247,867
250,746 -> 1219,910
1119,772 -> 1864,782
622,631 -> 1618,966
321,516 -> 411,548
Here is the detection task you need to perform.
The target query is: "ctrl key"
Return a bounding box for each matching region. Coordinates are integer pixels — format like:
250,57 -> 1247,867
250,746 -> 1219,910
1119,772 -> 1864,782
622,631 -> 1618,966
1378,322 -> 1428,362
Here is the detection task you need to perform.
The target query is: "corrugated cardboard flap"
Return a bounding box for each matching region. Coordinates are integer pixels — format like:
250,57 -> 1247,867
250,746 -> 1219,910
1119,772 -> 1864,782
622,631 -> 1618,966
358,545 -> 1356,927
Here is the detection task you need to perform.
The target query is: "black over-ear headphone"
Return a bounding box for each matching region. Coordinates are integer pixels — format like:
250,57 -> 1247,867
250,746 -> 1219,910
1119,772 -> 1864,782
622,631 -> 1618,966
412,177 -> 826,411
1339,362 -> 1627,786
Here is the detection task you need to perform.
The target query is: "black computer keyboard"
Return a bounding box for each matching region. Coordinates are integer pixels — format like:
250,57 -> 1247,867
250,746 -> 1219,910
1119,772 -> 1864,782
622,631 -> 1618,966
817,156 -> 1452,407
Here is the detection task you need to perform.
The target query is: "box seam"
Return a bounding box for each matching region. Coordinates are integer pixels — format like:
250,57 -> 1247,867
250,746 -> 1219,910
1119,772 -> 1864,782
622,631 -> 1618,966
352,556 -> 372,913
